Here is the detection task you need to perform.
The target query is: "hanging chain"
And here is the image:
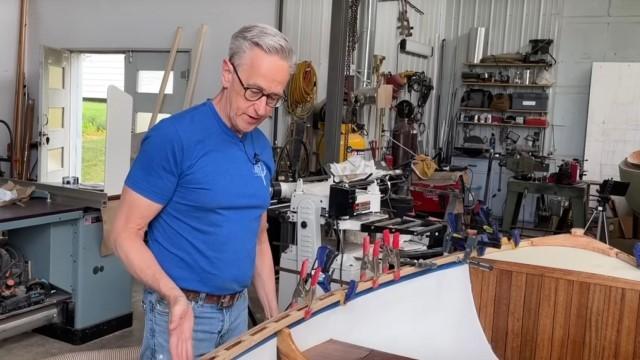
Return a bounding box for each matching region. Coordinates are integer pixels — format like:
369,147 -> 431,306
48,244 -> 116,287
345,0 -> 360,80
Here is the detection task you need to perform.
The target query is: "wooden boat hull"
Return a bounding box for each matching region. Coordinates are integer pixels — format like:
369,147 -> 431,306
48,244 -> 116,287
470,233 -> 640,359
205,232 -> 640,360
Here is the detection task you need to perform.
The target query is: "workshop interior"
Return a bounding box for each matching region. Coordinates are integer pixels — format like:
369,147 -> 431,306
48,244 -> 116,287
1,0 -> 640,359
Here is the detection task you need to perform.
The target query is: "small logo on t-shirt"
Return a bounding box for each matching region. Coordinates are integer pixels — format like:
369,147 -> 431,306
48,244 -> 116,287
254,161 -> 267,186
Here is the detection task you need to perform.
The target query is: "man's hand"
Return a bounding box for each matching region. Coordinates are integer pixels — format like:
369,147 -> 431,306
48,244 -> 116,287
168,295 -> 194,360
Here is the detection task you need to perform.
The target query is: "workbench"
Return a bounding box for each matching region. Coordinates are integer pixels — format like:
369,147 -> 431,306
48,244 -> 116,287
501,178 -> 588,231
0,180 -> 132,344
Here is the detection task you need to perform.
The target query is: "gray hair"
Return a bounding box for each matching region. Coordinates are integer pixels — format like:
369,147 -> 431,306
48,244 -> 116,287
229,24 -> 295,70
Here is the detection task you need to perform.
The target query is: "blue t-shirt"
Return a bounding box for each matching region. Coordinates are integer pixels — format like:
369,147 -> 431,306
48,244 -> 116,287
125,100 -> 274,295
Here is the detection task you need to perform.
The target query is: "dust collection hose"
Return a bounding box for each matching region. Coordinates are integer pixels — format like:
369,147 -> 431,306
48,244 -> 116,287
43,346 -> 140,360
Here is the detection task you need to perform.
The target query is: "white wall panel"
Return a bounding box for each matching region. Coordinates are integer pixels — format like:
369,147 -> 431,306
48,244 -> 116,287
610,0 -> 640,16
608,22 -> 640,60
563,0 -> 608,17
555,6 -> 640,164
558,22 -> 608,62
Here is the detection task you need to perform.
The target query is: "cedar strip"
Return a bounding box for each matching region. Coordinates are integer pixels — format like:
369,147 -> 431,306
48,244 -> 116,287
534,276 -> 557,360
505,272 -> 527,360
602,287 -> 623,359
549,279 -> 573,360
479,268 -> 498,342
565,282 -> 590,360
617,289 -> 639,360
584,284 -> 607,359
469,266 -> 484,315
491,269 -> 512,359
519,274 -> 542,360
635,289 -> 640,360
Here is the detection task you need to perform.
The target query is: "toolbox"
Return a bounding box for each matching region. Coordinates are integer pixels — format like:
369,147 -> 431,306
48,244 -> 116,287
524,116 -> 548,127
511,92 -> 549,111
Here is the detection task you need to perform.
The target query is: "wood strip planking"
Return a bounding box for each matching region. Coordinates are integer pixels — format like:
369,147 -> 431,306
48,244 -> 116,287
505,272 -> 527,360
584,284 -> 608,359
519,274 -> 542,360
479,268 -> 498,342
534,276 -> 558,360
482,259 -> 640,291
602,287 -> 623,359
469,267 -> 484,315
635,289 -> 640,360
550,279 -> 573,360
491,269 -> 513,359
617,289 -> 639,360
565,282 -> 590,360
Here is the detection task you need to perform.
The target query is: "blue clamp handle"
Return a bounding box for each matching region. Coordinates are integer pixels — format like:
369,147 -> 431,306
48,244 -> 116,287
446,212 -> 458,233
344,280 -> 358,304
633,242 -> 640,267
512,229 -> 522,247
318,273 -> 333,293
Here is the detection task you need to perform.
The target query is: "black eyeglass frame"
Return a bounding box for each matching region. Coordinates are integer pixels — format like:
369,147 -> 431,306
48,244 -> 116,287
230,62 -> 286,108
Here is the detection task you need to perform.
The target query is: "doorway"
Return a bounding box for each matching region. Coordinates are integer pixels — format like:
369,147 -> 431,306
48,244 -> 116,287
38,48 -> 190,187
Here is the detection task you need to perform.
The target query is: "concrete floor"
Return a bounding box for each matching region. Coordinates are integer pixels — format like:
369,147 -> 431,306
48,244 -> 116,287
0,282 -> 145,360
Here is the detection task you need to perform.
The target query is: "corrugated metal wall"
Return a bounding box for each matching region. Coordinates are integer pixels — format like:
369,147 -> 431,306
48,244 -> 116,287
439,0 -> 564,158
280,0 -> 447,153
280,0 -> 565,157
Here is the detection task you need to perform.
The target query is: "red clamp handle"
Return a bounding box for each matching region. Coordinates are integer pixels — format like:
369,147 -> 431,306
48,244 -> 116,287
310,266 -> 322,287
362,235 -> 370,255
299,259 -> 310,281
392,232 -> 400,250
373,239 -> 381,258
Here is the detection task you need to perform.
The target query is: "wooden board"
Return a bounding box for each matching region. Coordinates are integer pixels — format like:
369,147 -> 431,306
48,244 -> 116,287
584,62 -> 640,181
105,86 -> 132,196
304,339 -> 416,360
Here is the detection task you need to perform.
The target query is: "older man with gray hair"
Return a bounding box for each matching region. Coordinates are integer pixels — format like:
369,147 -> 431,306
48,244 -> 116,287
112,24 -> 294,359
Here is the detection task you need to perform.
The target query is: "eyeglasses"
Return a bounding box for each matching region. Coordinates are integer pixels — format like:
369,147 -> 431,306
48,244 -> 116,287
230,62 -> 285,108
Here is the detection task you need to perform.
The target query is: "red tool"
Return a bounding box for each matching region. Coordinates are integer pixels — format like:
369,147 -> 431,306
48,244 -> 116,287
304,266 -> 323,319
372,239 -> 382,288
288,259 -> 310,309
360,236 -> 371,281
393,232 -> 401,281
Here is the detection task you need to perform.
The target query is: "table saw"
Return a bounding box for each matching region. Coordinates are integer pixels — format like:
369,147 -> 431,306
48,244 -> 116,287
0,179 -> 132,344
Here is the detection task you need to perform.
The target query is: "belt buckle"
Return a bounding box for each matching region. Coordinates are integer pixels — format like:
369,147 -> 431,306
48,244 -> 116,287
218,294 -> 234,308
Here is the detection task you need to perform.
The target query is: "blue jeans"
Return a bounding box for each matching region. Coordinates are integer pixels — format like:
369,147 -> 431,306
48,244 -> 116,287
140,288 -> 248,359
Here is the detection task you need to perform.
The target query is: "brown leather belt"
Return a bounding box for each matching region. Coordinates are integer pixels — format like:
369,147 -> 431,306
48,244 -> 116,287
181,289 -> 243,308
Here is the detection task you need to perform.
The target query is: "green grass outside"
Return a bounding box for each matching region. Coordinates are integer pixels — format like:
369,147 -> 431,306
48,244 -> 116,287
82,100 -> 106,183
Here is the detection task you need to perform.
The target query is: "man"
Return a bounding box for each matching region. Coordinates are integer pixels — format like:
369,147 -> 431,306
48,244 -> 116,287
112,24 -> 294,359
